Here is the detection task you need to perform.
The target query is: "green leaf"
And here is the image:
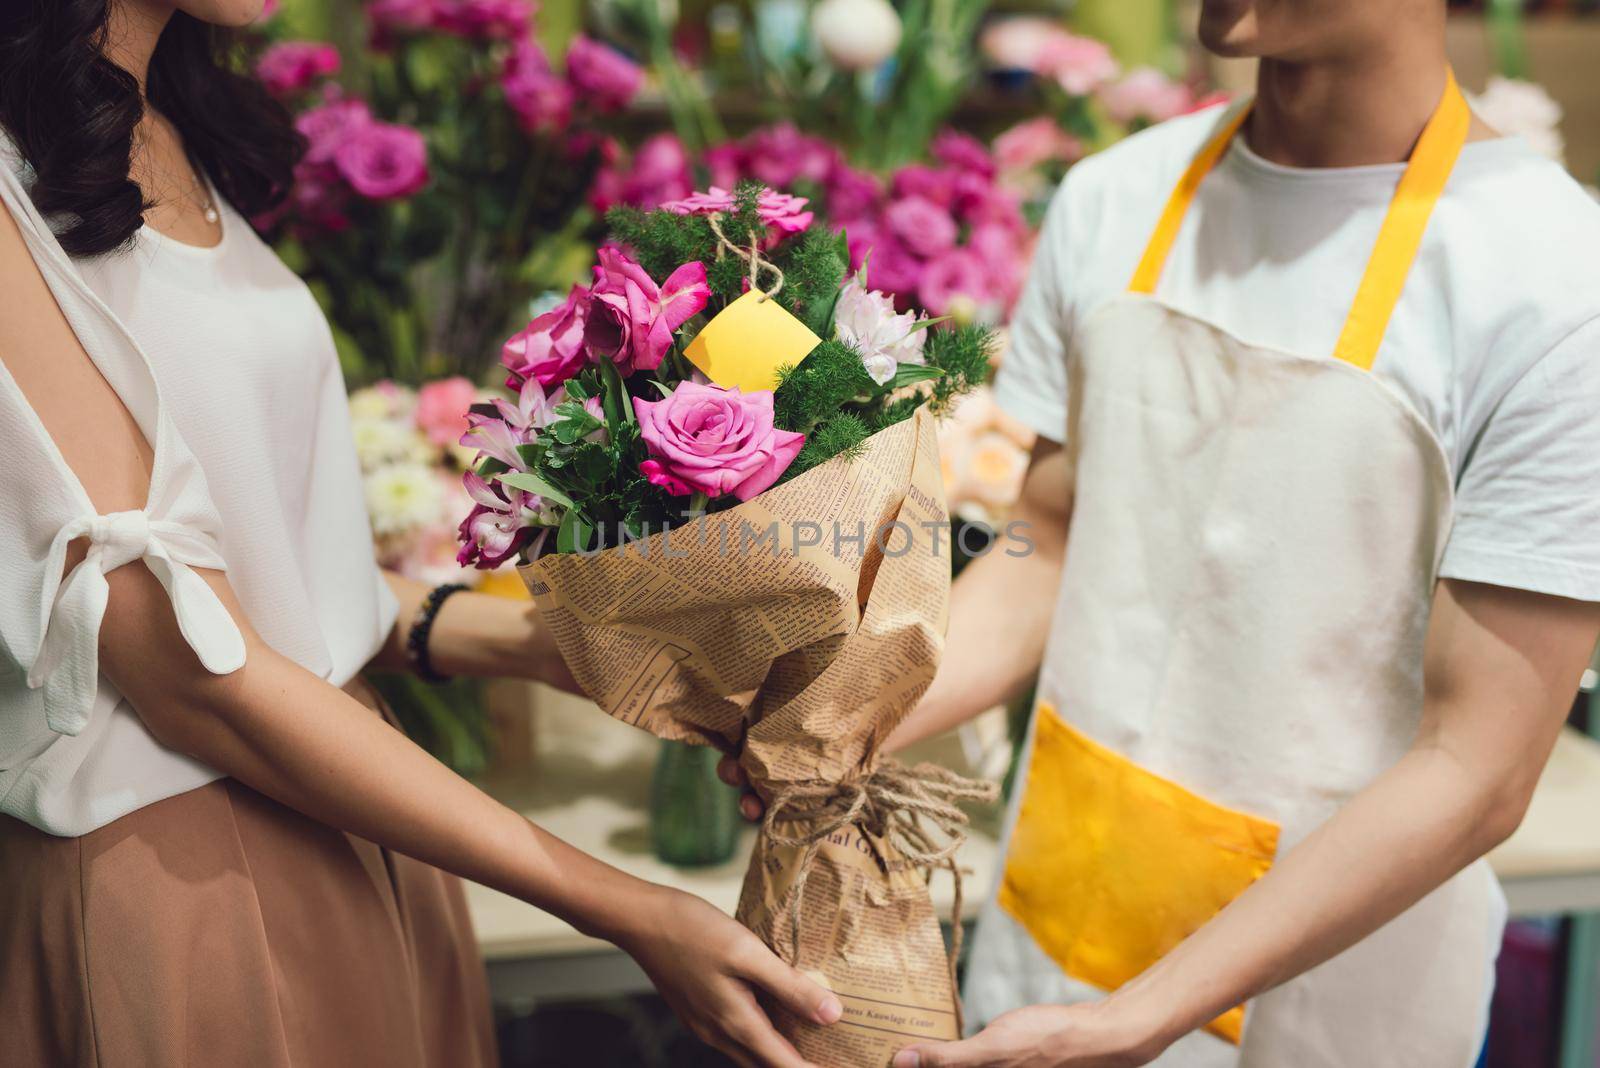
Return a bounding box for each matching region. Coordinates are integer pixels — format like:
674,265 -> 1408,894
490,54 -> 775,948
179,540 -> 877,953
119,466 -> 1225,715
513,442 -> 542,468
556,509 -> 593,553
497,471 -> 575,509
476,456 -> 509,478
889,363 -> 946,389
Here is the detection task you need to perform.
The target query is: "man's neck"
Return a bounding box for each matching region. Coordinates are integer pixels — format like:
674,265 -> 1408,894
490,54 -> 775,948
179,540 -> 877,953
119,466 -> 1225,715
1247,45 -> 1452,169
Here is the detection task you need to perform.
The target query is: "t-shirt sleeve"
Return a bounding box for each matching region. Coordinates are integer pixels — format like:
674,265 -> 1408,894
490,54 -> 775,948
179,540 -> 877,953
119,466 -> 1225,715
993,177 -> 1077,443
1439,314 -> 1600,601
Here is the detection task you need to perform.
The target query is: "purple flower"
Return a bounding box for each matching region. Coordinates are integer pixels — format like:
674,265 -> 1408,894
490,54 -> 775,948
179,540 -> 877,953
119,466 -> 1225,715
659,185 -> 815,235
585,247 -> 710,375
256,42 -> 340,98
501,38 -> 574,134
334,121 -> 429,200
565,36 -> 643,112
885,195 -> 957,258
633,383 -> 805,502
456,471 -> 549,569
502,285 -> 593,390
931,129 -> 996,179
296,98 -> 373,166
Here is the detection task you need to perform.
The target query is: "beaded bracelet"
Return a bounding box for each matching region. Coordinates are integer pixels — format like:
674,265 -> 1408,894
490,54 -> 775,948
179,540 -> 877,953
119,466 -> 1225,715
406,583 -> 469,684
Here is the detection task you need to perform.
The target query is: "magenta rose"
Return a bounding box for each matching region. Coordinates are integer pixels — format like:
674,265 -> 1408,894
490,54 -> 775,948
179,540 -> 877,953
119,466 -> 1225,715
585,247 -> 709,374
431,0 -> 531,40
256,42 -> 340,97
502,285 -> 593,389
565,36 -> 643,112
659,185 -> 814,235
335,121 -> 429,200
296,98 -> 373,166
501,38 -> 574,134
633,383 -> 805,502
931,129 -> 996,179
885,195 -> 957,259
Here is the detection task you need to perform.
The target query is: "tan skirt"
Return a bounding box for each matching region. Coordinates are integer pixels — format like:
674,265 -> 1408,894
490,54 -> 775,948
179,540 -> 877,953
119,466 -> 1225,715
0,683 -> 496,1068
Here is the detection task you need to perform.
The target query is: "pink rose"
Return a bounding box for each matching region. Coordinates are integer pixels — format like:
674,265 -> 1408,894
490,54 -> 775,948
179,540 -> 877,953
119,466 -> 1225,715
414,377 -> 479,447
660,185 -> 814,234
993,116 -> 1083,174
823,165 -> 883,225
256,42 -> 341,97
585,248 -> 709,375
565,36 -> 643,112
931,130 -> 996,179
432,0 -> 532,40
1037,31 -> 1120,96
296,98 -> 373,166
501,39 -> 574,134
918,248 -> 992,316
502,285 -> 593,389
1099,67 -> 1194,125
633,383 -> 805,502
334,121 -> 429,200
885,195 -> 957,259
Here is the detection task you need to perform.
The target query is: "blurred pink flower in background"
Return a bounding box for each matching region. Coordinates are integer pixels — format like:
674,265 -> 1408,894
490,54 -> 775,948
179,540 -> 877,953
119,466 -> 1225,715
565,36 -> 644,112
590,133 -> 693,212
993,117 -> 1084,176
918,248 -> 992,318
414,377 -> 479,447
502,285 -> 594,389
586,248 -> 710,374
296,98 -> 373,166
1099,67 -> 1195,125
1037,31 -> 1120,95
256,42 -> 340,97
500,38 -> 574,133
432,0 -> 533,40
823,166 -> 884,225
938,386 -> 1036,525
931,130 -> 996,178
334,121 -> 430,200
885,195 -> 957,258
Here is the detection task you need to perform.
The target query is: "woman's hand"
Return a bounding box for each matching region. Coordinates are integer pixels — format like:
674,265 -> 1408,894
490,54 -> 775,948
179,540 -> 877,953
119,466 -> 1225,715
890,1003 -> 1162,1068
615,885 -> 843,1068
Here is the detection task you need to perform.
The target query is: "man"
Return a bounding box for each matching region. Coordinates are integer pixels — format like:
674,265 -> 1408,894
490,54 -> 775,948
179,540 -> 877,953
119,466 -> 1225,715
731,1 -> 1600,1064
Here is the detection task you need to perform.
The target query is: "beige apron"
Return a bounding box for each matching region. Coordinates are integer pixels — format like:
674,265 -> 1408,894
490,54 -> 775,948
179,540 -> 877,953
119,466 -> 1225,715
964,73 -> 1506,1067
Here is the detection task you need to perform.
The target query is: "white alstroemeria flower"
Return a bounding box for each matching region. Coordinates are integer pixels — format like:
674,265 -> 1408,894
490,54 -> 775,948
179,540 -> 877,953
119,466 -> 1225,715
833,279 -> 927,386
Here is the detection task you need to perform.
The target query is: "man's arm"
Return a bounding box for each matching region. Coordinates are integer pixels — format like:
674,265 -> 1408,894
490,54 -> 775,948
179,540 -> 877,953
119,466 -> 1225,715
887,439 -> 1073,750
896,578 -> 1600,1066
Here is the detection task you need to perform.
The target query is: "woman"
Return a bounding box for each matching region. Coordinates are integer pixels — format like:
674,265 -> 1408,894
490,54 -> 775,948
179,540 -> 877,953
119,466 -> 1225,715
0,2 -> 840,1066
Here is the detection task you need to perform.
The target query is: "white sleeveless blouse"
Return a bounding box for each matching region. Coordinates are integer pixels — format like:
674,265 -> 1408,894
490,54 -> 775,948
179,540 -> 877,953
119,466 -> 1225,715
0,139 -> 397,836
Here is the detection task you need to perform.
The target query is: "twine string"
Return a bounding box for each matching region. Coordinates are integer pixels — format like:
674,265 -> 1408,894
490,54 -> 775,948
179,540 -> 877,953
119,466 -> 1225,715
706,213 -> 785,301
760,760 -> 1000,1032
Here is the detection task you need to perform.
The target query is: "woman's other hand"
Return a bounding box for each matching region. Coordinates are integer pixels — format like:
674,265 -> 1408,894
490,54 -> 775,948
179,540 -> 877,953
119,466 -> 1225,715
617,885 -> 843,1068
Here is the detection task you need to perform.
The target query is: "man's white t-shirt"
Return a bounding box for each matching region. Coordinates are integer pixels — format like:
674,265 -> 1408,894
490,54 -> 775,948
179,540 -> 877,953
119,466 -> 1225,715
996,104 -> 1600,602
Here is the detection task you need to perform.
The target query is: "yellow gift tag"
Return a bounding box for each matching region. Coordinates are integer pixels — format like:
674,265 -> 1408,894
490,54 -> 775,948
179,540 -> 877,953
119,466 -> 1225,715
683,290 -> 822,393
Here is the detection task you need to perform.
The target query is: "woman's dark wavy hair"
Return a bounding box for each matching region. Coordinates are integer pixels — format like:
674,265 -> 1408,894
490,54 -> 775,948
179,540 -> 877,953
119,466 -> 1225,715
0,1 -> 303,256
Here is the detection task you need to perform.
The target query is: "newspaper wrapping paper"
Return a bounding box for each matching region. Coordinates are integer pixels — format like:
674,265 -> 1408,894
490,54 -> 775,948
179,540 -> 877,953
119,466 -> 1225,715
520,408 -> 969,1065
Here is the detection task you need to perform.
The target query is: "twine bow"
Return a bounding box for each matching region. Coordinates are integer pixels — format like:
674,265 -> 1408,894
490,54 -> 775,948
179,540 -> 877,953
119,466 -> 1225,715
761,760 -> 1000,1032
706,213 -> 785,301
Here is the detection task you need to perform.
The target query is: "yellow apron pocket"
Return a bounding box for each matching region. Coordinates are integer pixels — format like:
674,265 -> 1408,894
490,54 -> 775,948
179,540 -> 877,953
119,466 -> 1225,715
999,703 -> 1280,1044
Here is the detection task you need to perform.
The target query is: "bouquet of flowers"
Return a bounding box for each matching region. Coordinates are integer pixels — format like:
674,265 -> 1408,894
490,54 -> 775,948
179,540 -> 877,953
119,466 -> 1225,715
457,183 -> 998,1063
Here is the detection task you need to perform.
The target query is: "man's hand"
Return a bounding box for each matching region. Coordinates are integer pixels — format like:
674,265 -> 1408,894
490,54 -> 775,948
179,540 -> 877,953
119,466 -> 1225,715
890,1003 -> 1160,1068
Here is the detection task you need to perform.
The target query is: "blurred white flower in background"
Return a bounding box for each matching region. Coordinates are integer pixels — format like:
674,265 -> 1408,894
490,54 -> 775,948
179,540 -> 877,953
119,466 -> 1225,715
351,413 -> 426,468
1471,75 -> 1565,164
813,0 -> 902,73
938,385 -> 1036,527
365,462 -> 447,536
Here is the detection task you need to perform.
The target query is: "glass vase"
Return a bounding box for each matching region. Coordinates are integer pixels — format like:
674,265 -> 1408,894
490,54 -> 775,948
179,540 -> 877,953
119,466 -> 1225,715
650,740 -> 740,867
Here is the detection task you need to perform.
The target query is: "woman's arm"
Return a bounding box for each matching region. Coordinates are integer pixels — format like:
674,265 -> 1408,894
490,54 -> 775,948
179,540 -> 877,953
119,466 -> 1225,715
894,578 -> 1600,1068
0,212 -> 835,1068
370,570 -> 577,690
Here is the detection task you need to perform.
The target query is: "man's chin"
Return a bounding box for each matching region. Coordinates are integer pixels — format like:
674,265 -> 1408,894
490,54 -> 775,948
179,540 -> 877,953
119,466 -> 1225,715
1197,2 -> 1262,57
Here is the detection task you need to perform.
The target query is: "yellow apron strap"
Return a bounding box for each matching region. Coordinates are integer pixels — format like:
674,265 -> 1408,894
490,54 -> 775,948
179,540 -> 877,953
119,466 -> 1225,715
1128,71 -> 1472,372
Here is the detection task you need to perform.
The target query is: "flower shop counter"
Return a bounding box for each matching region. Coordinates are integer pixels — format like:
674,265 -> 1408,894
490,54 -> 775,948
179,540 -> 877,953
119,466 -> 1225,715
466,684 -> 1004,1009
465,684 -> 1600,1010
